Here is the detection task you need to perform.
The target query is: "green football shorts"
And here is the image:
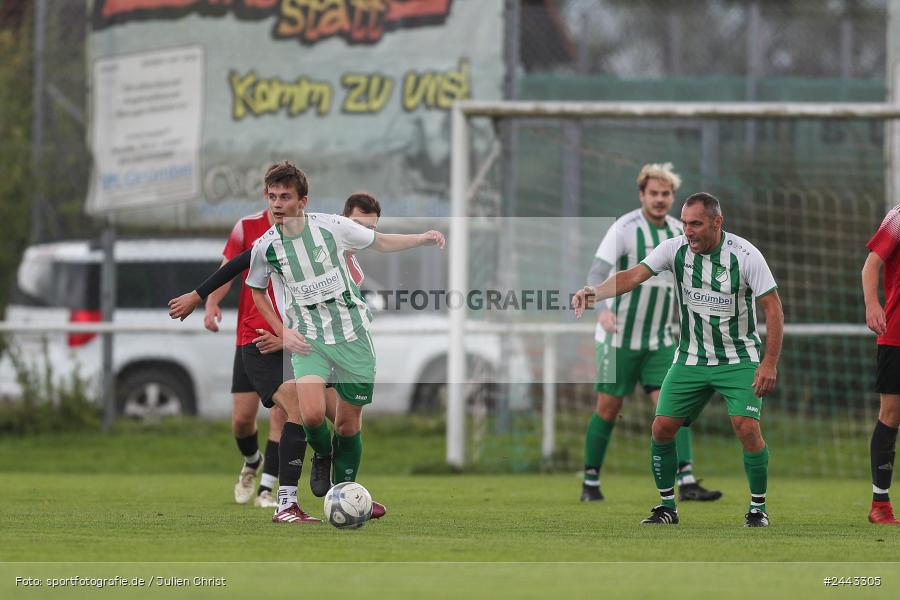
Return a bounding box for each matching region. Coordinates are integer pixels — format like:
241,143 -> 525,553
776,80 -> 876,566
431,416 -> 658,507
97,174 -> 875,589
291,332 -> 376,406
594,342 -> 676,397
655,362 -> 762,425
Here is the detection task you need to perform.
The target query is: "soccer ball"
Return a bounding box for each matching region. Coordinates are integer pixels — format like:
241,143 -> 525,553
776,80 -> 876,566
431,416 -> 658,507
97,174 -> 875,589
323,482 -> 373,529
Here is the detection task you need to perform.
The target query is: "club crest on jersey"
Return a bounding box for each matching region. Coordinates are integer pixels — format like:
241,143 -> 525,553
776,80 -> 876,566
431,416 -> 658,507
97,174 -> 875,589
713,265 -> 728,283
312,245 -> 328,263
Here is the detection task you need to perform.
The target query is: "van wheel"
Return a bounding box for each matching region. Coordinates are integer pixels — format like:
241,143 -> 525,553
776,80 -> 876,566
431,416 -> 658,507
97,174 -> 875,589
116,368 -> 196,419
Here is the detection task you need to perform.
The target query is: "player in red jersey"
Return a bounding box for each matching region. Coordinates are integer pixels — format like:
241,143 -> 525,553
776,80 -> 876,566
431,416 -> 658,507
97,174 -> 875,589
863,203 -> 900,525
205,207 -> 289,508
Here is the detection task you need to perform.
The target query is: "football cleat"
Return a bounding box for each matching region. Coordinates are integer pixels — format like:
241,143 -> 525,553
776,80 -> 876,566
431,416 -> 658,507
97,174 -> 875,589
744,509 -> 769,527
868,501 -> 900,525
234,460 -> 262,504
272,503 -> 322,524
640,505 -> 679,525
310,453 -> 333,498
580,484 -> 604,502
679,480 -> 723,502
371,501 -> 387,519
254,490 -> 278,508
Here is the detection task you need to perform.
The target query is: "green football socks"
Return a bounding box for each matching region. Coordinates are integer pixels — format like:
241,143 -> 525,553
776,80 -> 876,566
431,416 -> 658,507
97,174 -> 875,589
743,446 -> 769,513
303,421 -> 333,457
584,413 -> 615,483
333,432 -> 363,483
651,438 -> 678,509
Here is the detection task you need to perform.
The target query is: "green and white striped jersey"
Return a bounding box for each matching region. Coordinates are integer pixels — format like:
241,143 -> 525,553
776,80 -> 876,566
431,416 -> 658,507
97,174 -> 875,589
640,231 -> 778,366
246,213 -> 376,344
594,208 -> 683,350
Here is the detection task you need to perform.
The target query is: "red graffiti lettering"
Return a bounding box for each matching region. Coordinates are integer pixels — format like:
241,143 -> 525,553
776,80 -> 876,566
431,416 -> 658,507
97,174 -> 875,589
385,0 -> 449,22
102,0 -> 201,19
93,0 -> 453,45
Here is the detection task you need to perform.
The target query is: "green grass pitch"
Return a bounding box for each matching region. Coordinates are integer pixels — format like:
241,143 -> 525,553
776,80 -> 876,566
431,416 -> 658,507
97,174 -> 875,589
1,419 -> 898,599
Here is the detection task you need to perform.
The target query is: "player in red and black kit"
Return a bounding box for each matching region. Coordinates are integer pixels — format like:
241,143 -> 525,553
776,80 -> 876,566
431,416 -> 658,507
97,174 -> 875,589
209,205 -> 295,508
863,203 -> 900,525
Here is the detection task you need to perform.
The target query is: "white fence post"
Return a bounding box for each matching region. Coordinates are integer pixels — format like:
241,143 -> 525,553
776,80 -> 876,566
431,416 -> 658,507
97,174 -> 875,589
541,331 -> 557,461
447,105 -> 469,468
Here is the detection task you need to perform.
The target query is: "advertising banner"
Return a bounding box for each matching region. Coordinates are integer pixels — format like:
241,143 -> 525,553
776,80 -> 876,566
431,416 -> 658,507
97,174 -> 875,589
87,0 -> 503,225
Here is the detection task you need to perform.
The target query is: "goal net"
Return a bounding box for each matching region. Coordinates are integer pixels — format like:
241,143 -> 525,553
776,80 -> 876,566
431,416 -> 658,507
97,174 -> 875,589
446,101 -> 898,479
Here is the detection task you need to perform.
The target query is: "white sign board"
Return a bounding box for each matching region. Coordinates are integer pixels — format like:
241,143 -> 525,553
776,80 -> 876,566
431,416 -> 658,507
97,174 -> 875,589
88,45 -> 204,213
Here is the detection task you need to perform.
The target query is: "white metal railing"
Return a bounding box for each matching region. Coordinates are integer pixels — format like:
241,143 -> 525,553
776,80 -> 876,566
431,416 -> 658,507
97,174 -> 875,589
0,320 -> 875,463
456,100 -> 900,120
446,321 -> 874,466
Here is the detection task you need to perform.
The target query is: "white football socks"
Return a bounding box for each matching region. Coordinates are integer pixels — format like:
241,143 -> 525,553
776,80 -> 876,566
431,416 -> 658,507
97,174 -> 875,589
277,486 -> 298,510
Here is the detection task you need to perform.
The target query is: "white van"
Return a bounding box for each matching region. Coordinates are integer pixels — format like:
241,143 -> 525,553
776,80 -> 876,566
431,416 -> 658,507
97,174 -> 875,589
0,239 -> 520,418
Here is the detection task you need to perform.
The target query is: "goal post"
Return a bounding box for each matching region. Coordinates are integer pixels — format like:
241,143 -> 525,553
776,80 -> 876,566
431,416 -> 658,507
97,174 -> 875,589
447,100 -> 900,474
447,105 -> 470,467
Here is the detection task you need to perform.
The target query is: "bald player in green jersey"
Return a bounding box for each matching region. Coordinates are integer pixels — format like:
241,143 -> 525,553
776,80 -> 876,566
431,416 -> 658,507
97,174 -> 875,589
581,163 -> 721,504
574,193 -> 783,527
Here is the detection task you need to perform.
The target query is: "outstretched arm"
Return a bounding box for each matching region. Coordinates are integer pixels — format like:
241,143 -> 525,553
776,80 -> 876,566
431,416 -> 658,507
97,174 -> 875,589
202,257 -> 234,332
571,264 -> 653,318
863,252 -> 886,336
371,230 -> 445,252
168,250 -> 251,321
586,257 -> 613,330
199,250 -> 251,299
